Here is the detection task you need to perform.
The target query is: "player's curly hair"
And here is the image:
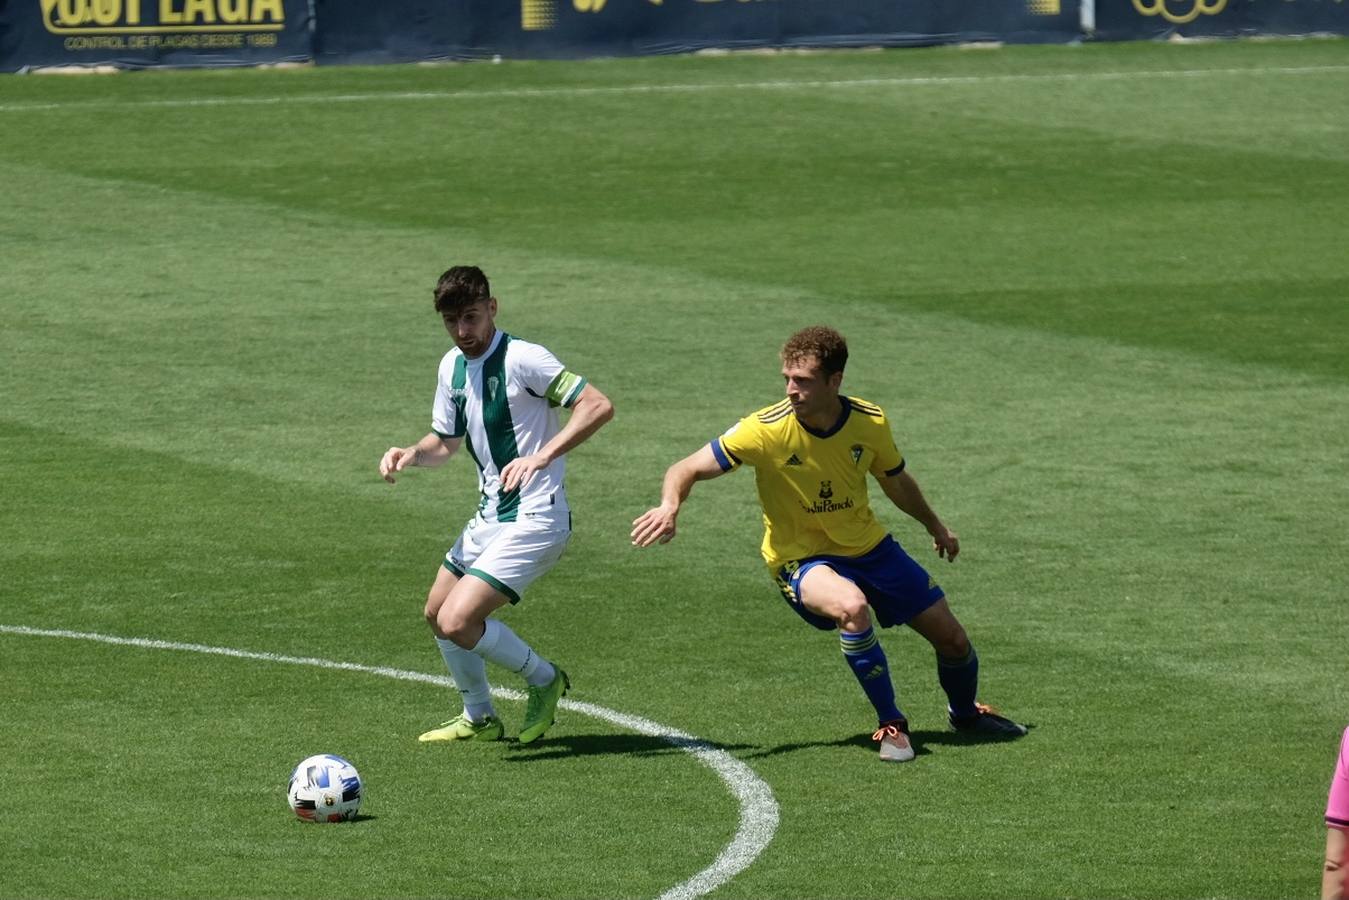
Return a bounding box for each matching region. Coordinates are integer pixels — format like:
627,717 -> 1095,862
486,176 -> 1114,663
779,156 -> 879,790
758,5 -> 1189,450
433,265 -> 492,313
781,325 -> 848,376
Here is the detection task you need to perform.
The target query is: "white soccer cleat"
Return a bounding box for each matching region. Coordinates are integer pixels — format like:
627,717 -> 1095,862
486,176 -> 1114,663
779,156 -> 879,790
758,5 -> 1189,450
873,720 -> 915,763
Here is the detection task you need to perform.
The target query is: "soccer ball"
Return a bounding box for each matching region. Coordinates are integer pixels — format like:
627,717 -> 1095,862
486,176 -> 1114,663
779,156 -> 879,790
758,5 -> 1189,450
287,754 -> 363,823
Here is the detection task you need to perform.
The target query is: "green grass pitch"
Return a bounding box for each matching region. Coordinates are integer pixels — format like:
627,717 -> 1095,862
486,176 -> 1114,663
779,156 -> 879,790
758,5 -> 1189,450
2,37 -> 1347,899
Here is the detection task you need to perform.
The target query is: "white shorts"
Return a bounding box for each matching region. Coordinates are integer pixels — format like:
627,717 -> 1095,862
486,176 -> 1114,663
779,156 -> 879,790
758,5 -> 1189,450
444,511 -> 571,604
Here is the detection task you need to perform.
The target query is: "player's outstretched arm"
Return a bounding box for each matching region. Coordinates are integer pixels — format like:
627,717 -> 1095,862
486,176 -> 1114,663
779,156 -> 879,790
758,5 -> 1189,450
877,469 -> 959,562
631,444 -> 725,548
379,432 -> 460,484
500,383 -> 614,492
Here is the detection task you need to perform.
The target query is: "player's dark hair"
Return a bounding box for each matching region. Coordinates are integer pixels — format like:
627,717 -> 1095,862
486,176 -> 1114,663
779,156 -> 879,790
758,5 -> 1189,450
433,266 -> 492,313
782,325 -> 848,376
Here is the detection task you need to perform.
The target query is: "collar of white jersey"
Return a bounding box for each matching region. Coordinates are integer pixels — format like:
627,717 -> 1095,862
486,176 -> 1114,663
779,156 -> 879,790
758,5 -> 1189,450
463,329 -> 504,367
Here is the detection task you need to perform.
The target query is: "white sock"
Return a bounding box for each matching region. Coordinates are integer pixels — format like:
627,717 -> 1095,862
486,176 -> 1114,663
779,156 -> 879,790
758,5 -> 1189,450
473,619 -> 556,688
436,636 -> 495,721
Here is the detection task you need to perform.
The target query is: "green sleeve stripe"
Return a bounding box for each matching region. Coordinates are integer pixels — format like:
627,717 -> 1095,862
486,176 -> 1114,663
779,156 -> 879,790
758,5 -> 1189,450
561,376 -> 587,408
545,371 -> 586,408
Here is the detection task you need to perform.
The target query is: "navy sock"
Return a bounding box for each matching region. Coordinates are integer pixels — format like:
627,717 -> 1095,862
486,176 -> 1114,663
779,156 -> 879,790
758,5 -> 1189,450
840,627 -> 903,725
938,645 -> 980,719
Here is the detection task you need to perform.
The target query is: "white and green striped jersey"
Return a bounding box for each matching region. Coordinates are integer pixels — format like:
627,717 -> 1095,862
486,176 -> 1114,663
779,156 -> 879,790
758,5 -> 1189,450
431,330 -> 587,522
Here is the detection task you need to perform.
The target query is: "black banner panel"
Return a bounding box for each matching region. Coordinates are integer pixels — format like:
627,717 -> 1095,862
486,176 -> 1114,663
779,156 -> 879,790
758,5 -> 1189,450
778,0 -> 1080,48
310,0 -> 472,64
1093,0 -> 1349,40
0,0 -> 312,71
6,0 -> 1342,72
311,0 -> 1079,65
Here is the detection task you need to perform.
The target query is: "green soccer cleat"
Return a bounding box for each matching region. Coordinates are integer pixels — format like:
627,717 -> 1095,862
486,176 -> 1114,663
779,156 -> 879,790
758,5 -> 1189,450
518,668 -> 570,745
418,713 -> 504,743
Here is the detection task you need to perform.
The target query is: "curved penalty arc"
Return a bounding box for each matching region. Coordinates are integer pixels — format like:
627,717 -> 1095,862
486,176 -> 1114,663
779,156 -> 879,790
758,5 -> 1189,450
0,624 -> 778,900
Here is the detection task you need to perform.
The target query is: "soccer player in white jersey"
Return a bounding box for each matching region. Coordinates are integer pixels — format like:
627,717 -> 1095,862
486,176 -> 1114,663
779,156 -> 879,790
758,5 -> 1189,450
379,266 -> 613,744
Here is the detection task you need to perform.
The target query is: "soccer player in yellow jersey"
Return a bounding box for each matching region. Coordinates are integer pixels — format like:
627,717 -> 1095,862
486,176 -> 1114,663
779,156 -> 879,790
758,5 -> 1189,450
632,326 -> 1025,762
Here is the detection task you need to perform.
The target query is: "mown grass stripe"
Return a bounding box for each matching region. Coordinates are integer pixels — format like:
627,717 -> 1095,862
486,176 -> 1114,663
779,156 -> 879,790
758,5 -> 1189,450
1,64 -> 1346,114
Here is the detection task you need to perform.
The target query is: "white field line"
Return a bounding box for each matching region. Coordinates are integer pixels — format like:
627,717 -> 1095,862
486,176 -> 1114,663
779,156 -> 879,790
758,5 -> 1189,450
1,64 -> 1347,113
0,623 -> 779,900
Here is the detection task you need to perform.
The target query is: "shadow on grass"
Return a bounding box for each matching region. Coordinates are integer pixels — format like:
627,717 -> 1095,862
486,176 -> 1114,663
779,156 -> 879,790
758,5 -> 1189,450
501,732 -> 759,763
500,723 -> 1034,762
741,723 -> 1035,760
294,813 -> 378,825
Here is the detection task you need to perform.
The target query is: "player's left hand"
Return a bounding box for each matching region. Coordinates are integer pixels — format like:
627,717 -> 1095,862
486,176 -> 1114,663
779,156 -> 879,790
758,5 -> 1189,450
500,453 -> 549,493
932,527 -> 960,562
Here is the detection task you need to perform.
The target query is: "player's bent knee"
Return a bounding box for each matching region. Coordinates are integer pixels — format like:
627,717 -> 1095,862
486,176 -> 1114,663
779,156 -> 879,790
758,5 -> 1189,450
436,606 -> 484,648
935,626 -> 970,660
423,592 -> 449,630
835,598 -> 872,632
425,612 -> 455,643
438,622 -> 474,648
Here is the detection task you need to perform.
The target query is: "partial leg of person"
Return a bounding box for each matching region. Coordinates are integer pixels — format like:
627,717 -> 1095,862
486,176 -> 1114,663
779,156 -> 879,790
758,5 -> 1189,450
419,565 -> 504,742
796,564 -> 913,762
907,598 -> 1026,737
427,515 -> 573,743
437,574 -> 567,744
477,617 -> 569,745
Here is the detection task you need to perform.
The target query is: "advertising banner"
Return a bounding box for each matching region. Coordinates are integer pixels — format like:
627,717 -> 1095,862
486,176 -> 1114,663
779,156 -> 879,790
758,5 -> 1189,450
1092,0 -> 1349,39
0,0 -> 313,72
312,0 -> 1080,65
310,0 -> 470,64
4,1 -> 1344,72
779,0 -> 1080,49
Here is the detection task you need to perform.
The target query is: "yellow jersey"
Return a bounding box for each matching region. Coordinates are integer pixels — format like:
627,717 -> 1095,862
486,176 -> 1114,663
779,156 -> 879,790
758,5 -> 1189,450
710,396 -> 906,571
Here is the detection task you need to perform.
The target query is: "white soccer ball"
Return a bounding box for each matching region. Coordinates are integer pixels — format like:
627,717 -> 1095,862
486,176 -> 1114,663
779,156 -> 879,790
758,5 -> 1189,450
287,754 -> 363,823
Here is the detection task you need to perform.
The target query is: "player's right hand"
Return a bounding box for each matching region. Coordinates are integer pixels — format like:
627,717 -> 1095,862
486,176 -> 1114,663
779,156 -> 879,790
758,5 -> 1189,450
931,526 -> 960,562
630,506 -> 677,548
379,446 -> 410,484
